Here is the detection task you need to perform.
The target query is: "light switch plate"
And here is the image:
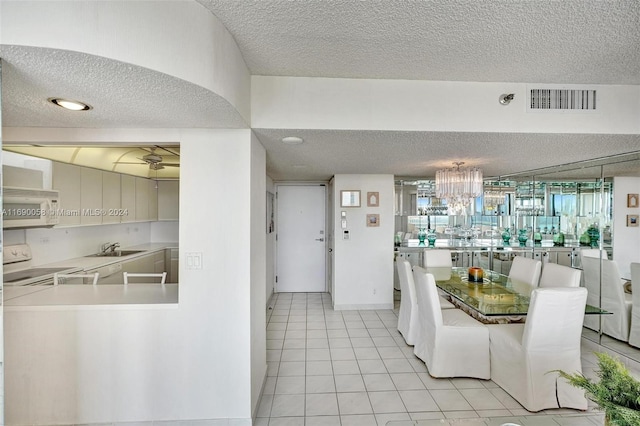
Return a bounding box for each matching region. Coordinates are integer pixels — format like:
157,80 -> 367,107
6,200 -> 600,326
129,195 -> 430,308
186,252 -> 203,269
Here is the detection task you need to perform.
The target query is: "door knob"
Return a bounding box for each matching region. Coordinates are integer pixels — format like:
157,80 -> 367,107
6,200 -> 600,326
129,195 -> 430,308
315,238 -> 324,242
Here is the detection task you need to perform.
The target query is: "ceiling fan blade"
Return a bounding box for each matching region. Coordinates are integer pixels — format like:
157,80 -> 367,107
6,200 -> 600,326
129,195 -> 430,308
156,146 -> 180,157
160,163 -> 180,167
114,161 -> 147,165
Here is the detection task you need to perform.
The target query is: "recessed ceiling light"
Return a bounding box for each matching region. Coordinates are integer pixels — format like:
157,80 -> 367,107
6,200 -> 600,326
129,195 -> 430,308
282,136 -> 304,145
48,97 -> 92,111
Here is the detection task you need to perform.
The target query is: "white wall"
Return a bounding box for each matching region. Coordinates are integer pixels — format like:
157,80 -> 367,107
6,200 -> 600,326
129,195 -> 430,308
332,174 -> 394,310
7,222 -> 151,266
266,175 -> 276,303
252,76 -> 640,134
0,1 -> 251,123
4,129 -> 262,425
612,176 -> 640,278
250,132 -> 267,415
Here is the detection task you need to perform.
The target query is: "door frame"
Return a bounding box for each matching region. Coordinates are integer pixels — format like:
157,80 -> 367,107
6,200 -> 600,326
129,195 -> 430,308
274,181 -> 329,293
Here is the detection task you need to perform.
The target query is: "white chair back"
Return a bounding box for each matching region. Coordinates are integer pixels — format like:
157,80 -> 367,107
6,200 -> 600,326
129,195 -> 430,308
508,256 -> 542,287
629,263 -> 640,348
54,272 -> 99,285
396,259 -> 419,345
424,249 -> 452,268
123,272 -> 167,285
538,263 -> 581,288
414,270 -> 443,331
582,257 -> 630,341
580,249 -> 608,259
522,287 -> 587,351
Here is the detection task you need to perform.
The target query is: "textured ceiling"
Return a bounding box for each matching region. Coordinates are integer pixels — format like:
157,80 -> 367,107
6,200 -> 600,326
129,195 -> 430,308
255,129 -> 640,181
4,145 -> 180,179
199,0 -> 640,84
2,1 -> 640,181
1,45 -> 247,129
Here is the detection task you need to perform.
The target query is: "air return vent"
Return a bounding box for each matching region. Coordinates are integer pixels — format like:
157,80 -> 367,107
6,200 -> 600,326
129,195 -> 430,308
529,89 -> 596,111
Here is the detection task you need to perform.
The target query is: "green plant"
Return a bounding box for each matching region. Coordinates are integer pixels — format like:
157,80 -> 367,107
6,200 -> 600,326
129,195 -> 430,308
557,352 -> 640,426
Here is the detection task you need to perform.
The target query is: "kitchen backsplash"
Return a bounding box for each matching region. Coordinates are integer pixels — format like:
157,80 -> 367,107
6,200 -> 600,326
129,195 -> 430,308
4,221 -> 178,266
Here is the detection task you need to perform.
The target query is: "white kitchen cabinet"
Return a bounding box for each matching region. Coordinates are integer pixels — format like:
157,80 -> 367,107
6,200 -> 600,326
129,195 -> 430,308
158,180 -> 179,220
135,177 -> 149,221
80,167 -> 103,225
165,248 -> 179,283
102,171 -> 121,224
148,179 -> 158,221
52,162 -> 81,226
154,251 -> 165,273
121,174 -> 136,223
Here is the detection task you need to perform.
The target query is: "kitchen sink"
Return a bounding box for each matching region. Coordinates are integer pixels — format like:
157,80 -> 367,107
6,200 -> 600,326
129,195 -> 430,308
86,250 -> 146,257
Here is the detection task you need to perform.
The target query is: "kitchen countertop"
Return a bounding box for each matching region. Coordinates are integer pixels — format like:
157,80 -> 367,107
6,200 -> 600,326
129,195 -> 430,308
4,242 -> 178,307
4,284 -> 178,306
34,242 -> 178,271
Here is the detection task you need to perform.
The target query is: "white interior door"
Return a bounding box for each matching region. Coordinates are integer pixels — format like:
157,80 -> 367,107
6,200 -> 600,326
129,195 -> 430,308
276,185 -> 326,292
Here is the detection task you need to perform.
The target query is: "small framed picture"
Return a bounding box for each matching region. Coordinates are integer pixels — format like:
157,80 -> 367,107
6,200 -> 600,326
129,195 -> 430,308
367,192 -> 379,207
366,214 -> 380,227
628,193 -> 639,208
340,190 -> 361,207
627,214 -> 639,227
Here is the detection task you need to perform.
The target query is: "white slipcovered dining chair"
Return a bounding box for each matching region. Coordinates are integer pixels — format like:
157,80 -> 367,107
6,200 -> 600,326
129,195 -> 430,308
423,249 -> 452,279
413,266 -> 455,310
123,272 -> 167,285
54,272 -> 99,285
413,271 -> 490,379
582,257 -> 631,342
508,256 -> 542,288
627,263 -> 640,348
488,287 -> 588,412
538,263 -> 581,288
397,259 -> 419,345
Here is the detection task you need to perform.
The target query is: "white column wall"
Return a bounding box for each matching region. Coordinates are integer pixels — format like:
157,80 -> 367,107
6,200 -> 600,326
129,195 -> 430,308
332,174 -> 394,310
250,131 -> 267,414
612,176 -> 640,278
252,76 -> 640,134
0,1 -> 251,122
266,175 -> 276,303
3,128 -> 262,425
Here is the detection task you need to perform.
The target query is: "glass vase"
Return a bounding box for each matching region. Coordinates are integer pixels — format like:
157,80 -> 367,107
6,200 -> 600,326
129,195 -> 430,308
501,228 -> 511,246
427,230 -> 437,247
418,228 -> 427,246
518,229 -> 528,247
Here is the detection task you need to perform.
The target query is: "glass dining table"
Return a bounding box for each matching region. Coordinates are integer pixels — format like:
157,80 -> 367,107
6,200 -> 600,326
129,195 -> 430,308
430,266 -> 607,324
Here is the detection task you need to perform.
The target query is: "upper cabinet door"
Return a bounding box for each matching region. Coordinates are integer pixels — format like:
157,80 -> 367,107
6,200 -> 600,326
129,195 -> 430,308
102,171 -> 122,224
135,177 -> 150,221
80,167 -> 103,225
158,180 -> 179,220
121,174 -> 137,223
52,162 -> 81,226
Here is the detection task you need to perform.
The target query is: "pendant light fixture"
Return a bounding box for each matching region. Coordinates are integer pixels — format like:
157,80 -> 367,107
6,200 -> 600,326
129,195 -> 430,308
435,162 -> 483,215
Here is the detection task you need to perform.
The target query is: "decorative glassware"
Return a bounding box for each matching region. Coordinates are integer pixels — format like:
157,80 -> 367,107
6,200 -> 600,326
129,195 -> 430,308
533,227 -> 542,245
418,228 -> 427,246
518,229 -> 528,247
587,225 -> 600,248
579,231 -> 591,246
427,230 -> 437,247
501,228 -> 511,245
553,232 -> 565,246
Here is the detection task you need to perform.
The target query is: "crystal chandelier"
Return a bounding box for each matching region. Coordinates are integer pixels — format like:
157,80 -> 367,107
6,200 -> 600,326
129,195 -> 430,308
435,162 -> 483,215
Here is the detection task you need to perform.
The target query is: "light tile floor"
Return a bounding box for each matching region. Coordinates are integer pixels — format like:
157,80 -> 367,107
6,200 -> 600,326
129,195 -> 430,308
256,292 -> 617,426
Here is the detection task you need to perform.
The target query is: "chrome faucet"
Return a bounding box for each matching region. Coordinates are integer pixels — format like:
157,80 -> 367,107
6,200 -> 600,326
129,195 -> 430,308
101,242 -> 120,253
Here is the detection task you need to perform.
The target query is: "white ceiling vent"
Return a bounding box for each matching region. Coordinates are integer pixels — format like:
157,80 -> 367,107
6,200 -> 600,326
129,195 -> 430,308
528,89 -> 596,111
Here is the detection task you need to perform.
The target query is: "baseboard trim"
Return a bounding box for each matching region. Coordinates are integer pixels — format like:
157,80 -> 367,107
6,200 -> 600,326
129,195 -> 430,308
333,303 -> 393,311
